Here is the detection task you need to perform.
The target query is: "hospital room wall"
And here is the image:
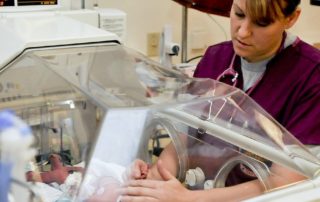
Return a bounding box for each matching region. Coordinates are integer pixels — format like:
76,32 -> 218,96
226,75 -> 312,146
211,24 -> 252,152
98,0 -> 320,64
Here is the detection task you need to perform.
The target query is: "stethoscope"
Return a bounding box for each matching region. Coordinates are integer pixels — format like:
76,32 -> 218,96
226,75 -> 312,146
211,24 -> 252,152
216,53 -> 269,96
216,34 -> 301,94
217,54 -> 239,88
205,34 -> 301,124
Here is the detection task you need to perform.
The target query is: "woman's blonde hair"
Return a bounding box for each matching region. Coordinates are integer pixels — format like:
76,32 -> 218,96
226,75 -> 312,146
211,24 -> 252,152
246,0 -> 300,26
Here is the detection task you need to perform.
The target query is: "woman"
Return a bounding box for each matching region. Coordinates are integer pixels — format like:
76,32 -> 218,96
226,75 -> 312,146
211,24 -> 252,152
120,0 -> 320,201
195,0 -> 319,144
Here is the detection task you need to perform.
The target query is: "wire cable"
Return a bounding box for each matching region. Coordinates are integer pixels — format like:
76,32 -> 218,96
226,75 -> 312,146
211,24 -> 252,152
185,14 -> 228,63
207,14 -> 228,41
186,55 -> 203,63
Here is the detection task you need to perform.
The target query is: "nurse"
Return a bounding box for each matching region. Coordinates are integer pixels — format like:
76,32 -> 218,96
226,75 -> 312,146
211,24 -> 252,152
120,0 -> 320,201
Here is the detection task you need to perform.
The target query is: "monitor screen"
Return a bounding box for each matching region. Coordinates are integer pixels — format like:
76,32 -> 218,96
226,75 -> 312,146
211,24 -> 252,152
17,0 -> 57,6
0,0 -> 59,10
0,0 -> 14,6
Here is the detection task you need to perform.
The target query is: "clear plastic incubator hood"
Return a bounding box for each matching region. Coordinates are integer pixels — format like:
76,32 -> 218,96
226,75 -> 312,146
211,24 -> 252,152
1,16 -> 320,202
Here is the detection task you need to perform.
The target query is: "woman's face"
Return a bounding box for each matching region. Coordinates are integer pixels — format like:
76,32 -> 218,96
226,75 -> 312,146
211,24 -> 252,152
230,0 -> 289,62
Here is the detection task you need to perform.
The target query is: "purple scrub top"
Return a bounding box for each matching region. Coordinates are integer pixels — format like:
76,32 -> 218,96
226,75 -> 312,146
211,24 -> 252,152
194,40 -> 320,145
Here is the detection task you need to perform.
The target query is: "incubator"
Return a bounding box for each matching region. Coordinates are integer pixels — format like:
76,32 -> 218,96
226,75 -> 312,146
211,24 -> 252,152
1,15 -> 320,202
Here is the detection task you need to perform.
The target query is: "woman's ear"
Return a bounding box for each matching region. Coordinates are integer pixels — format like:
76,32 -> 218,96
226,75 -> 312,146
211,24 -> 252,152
285,8 -> 301,29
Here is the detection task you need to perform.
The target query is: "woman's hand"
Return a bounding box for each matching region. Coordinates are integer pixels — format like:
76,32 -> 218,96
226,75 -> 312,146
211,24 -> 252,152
123,159 -> 149,181
120,160 -> 193,202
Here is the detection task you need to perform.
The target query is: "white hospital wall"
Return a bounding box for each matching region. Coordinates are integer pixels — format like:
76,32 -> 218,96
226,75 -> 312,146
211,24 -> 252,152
97,0 -> 320,63
290,0 -> 320,45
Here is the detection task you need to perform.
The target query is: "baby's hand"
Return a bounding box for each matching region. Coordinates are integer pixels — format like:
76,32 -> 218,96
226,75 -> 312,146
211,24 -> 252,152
123,159 -> 149,181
